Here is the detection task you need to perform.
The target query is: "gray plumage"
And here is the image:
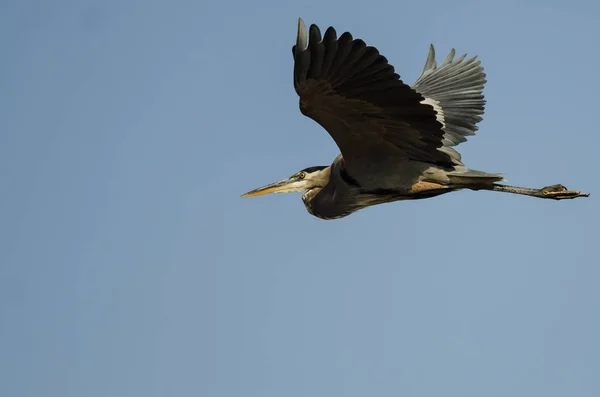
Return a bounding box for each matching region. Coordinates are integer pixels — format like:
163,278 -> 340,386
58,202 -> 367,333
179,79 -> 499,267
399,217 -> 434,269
413,45 -> 487,159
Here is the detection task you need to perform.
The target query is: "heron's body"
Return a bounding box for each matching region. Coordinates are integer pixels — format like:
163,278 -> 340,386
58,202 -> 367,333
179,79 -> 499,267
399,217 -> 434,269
241,18 -> 588,219
300,156 -> 455,219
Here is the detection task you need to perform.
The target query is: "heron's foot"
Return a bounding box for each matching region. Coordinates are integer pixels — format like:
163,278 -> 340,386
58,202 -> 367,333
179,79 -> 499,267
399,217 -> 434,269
540,184 -> 590,200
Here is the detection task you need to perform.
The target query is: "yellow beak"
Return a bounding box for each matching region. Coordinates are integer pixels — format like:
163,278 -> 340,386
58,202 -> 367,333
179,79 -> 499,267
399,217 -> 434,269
240,179 -> 295,198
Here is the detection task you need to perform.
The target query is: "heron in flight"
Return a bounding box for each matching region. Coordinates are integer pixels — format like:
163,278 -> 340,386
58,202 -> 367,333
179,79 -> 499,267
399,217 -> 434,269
242,18 -> 589,219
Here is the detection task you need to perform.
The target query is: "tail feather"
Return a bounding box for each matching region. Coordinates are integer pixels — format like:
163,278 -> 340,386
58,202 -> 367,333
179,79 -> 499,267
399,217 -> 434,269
446,167 -> 504,185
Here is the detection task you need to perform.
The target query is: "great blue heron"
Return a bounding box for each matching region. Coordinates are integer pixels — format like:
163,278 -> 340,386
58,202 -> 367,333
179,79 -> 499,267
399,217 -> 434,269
241,18 -> 589,220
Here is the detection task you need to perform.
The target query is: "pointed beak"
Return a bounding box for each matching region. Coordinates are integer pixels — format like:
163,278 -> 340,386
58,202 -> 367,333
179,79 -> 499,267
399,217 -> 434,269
241,179 -> 295,198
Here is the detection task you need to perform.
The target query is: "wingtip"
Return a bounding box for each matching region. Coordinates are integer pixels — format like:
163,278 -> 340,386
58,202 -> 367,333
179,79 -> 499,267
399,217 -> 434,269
439,49 -> 456,66
424,44 -> 437,71
296,17 -> 308,52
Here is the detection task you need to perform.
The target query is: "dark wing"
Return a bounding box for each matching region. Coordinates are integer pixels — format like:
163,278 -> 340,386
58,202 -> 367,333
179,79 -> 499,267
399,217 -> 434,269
291,18 -> 455,170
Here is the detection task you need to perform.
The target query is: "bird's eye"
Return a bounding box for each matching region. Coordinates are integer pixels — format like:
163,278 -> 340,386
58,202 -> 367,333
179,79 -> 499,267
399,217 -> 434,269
298,172 -> 306,179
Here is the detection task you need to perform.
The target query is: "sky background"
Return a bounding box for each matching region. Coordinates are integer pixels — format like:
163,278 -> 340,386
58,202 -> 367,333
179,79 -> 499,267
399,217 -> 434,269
1,0 -> 599,396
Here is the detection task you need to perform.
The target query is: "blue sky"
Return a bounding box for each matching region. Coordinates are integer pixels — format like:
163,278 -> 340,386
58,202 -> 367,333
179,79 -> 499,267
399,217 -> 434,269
1,0 -> 599,396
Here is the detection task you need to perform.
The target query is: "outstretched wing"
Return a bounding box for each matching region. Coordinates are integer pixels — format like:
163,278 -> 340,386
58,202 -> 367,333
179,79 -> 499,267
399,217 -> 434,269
292,18 -> 456,172
412,45 -> 487,164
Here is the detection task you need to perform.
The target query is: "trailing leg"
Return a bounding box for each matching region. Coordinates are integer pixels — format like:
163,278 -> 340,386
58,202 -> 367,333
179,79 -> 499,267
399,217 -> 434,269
474,183 -> 590,200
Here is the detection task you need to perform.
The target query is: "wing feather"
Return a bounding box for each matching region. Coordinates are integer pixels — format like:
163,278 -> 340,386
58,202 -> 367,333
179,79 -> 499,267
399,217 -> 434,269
292,18 -> 455,172
412,44 -> 487,157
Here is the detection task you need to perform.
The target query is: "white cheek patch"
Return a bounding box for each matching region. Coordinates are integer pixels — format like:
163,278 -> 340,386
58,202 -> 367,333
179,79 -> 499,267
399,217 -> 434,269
421,97 -> 445,128
308,168 -> 331,186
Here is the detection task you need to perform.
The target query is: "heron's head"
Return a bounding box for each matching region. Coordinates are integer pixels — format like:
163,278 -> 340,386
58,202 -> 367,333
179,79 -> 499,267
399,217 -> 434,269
241,166 -> 330,198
